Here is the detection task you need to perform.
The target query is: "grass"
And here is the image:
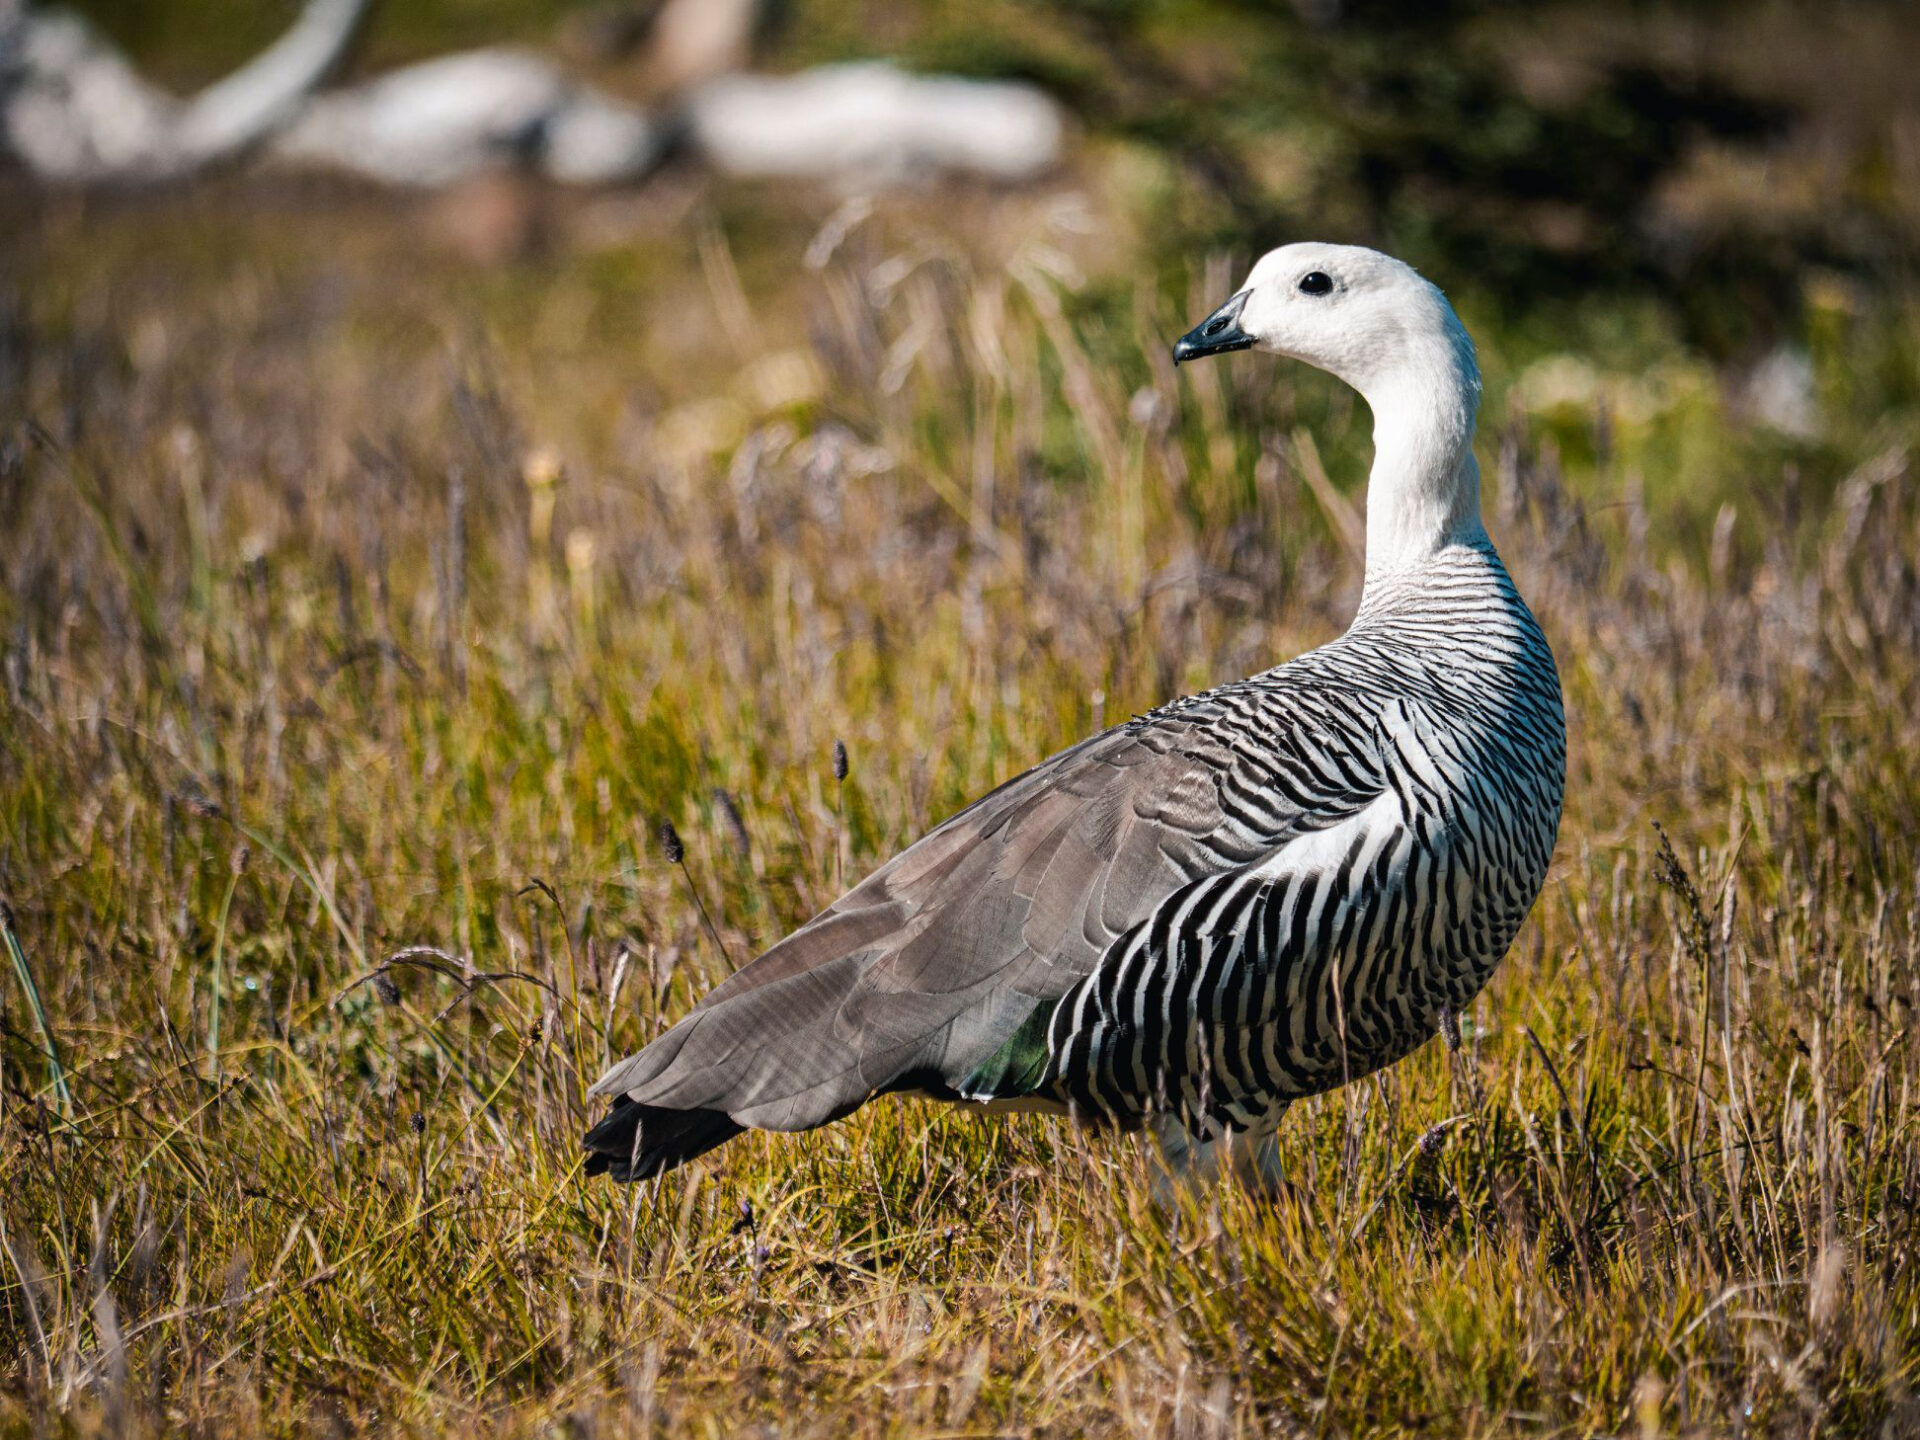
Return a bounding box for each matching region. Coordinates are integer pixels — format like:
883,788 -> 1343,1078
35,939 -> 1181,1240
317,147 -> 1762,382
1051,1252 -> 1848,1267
1,170 -> 1918,1437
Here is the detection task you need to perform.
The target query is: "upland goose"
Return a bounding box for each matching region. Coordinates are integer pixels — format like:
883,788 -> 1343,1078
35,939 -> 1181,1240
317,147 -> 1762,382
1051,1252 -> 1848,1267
585,243 -> 1565,1184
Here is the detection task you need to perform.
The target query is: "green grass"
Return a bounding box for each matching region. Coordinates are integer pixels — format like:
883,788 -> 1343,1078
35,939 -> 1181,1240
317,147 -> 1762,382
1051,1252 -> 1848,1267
1,174 -> 1918,1437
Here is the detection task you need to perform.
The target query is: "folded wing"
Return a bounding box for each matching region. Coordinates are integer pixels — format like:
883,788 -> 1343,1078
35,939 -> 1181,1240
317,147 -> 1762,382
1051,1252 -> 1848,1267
589,692 -> 1383,1156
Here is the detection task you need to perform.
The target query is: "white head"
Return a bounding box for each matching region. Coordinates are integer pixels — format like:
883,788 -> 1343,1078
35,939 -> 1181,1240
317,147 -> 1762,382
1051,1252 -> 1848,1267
1174,242 -> 1488,578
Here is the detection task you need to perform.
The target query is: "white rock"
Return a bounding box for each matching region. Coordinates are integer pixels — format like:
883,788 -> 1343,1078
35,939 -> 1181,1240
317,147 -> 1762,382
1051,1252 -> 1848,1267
687,61 -> 1063,184
272,48 -> 663,187
543,88 -> 662,185
2,11 -> 181,177
2,0 -> 369,182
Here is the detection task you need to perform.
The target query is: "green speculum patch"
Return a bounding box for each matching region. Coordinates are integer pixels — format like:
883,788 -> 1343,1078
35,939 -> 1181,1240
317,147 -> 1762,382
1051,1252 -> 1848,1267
961,1000 -> 1057,1101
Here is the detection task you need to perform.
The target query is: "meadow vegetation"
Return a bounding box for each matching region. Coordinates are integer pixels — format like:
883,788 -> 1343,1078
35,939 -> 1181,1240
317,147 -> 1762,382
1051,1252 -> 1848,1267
3,4 -> 1920,1433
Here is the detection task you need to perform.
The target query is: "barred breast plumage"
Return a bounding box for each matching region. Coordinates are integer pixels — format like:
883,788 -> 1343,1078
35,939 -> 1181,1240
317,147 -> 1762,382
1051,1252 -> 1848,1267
585,242 -> 1568,1185
1035,545 -> 1563,1143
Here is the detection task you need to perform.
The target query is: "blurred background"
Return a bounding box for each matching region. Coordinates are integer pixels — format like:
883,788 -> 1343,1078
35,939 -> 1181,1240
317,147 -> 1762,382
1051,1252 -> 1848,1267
5,0 -> 1916,738
9,0 -> 1918,443
3,4 -> 1920,1431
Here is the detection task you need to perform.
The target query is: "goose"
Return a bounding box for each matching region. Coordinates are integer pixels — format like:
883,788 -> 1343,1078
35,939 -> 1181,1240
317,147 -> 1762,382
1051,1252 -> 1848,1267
584,243 -> 1566,1185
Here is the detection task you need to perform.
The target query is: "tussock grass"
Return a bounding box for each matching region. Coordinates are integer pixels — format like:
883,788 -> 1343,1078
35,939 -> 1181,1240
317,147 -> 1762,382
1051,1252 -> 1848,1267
1,179 -> 1918,1436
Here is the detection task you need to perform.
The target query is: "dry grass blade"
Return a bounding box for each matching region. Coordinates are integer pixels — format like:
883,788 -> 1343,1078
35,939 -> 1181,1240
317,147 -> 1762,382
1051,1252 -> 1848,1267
0,900 -> 72,1117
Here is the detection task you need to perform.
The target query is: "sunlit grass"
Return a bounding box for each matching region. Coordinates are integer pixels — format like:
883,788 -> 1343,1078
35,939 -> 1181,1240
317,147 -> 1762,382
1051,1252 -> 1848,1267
0,179 -> 1917,1437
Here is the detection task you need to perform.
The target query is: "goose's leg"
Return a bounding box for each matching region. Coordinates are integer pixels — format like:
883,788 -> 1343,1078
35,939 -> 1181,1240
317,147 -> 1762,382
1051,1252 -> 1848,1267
1224,1112 -> 1289,1192
1146,1106 -> 1288,1203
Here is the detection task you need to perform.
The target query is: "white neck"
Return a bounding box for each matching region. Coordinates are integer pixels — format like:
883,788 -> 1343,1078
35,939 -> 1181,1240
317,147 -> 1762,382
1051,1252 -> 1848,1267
1354,328 -> 1486,589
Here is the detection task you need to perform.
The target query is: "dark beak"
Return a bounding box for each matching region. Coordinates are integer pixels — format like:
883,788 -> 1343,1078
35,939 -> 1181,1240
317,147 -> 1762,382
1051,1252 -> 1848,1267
1172,290 -> 1254,364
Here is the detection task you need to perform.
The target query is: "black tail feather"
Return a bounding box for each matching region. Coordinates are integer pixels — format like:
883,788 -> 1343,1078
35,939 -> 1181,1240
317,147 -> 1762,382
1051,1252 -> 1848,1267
582,1097 -> 745,1182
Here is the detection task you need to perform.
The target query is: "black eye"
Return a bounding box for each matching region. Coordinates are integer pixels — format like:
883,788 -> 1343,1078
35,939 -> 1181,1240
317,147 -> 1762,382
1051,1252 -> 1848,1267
1298,271 -> 1333,296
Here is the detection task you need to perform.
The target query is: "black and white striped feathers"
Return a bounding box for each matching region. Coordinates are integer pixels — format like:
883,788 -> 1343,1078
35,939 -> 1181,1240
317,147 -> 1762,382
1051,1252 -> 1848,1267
1031,546 -> 1562,1141
585,243 -> 1567,1184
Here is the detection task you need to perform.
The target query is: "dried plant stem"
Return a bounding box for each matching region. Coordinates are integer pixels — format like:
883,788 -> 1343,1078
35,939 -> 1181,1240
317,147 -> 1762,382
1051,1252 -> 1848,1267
205,848 -> 247,1083
833,739 -> 850,895
662,822 -> 734,971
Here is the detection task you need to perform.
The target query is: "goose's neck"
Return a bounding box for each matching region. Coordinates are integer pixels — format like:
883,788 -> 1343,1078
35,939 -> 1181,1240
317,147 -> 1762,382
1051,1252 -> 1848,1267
1356,330 -> 1487,592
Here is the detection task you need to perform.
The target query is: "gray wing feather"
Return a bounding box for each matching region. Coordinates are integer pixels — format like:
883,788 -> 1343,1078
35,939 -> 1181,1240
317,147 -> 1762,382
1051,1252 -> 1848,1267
590,705 -> 1339,1132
